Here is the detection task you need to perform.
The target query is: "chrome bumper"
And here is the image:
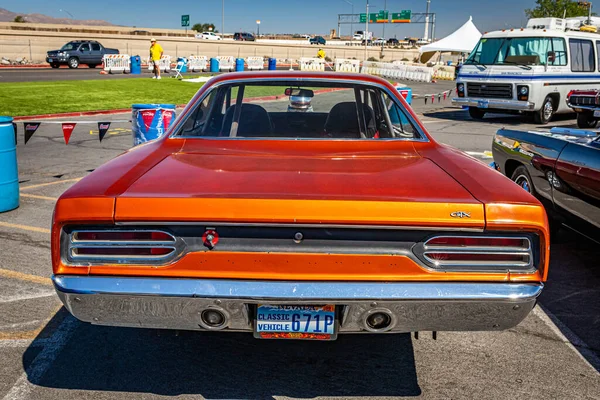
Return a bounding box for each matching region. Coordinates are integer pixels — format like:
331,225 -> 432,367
452,97 -> 535,111
53,275 -> 542,334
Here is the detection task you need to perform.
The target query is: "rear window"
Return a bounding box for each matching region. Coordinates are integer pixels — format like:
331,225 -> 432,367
176,81 -> 422,140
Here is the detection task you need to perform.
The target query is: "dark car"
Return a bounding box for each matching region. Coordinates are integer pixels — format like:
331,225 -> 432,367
309,36 -> 326,45
492,127 -> 600,242
361,39 -> 373,46
566,90 -> 600,128
233,32 -> 256,41
46,40 -> 119,69
387,38 -> 399,45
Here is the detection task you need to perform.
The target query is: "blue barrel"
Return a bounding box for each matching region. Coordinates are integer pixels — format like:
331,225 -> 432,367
235,58 -> 245,72
130,55 -> 141,74
131,104 -> 177,146
177,57 -> 188,73
396,86 -> 413,105
210,58 -> 219,73
0,116 -> 19,212
268,58 -> 277,70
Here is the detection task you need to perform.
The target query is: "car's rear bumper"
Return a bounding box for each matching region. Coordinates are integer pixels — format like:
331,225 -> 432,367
53,275 -> 542,334
452,97 -> 535,111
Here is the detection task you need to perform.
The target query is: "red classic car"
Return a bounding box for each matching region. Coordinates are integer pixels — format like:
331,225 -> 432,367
567,89 -> 600,128
52,72 -> 549,341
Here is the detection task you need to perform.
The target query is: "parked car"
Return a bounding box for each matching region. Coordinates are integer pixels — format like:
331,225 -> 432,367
46,40 -> 119,69
566,89 -> 600,128
373,38 -> 386,45
309,36 -> 326,45
492,127 -> 599,242
387,38 -> 400,45
233,32 -> 256,41
52,72 -> 549,340
361,39 -> 373,46
195,32 -> 222,40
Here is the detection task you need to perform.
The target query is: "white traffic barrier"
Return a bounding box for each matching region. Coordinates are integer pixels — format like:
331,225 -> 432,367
103,54 -> 130,74
188,56 -> 208,72
334,58 -> 361,73
147,55 -> 172,72
299,57 -> 325,71
246,56 -> 264,70
432,65 -> 456,81
217,56 -> 235,71
361,60 -> 433,83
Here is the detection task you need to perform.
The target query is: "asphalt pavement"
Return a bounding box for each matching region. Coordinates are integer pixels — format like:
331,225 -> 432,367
0,86 -> 598,400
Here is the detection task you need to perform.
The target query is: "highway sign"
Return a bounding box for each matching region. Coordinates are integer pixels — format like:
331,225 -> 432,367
181,15 -> 190,27
391,10 -> 411,23
359,13 -> 378,23
376,10 -> 389,23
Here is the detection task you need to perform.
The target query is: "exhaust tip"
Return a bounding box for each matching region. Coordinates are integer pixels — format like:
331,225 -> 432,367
362,308 -> 396,332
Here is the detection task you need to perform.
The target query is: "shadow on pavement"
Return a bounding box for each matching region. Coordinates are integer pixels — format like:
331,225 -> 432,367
25,316 -> 421,398
423,108 -> 579,128
539,228 -> 600,372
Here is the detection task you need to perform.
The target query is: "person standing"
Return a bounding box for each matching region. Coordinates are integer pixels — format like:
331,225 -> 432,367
317,48 -> 326,59
149,38 -> 163,79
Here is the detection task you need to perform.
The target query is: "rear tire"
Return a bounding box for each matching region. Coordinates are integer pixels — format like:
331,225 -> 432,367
468,107 -> 486,120
576,112 -> 598,128
67,57 -> 79,69
534,96 -> 555,124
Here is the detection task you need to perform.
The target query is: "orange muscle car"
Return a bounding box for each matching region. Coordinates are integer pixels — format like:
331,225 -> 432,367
52,72 -> 549,340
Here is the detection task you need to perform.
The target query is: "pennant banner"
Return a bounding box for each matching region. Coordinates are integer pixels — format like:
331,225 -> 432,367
162,110 -> 175,131
23,122 -> 40,145
141,110 -> 157,132
98,122 -> 111,142
61,123 -> 76,145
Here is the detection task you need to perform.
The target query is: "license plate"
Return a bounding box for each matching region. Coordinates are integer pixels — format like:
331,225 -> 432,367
255,305 -> 336,340
48,58 -> 53,62
593,110 -> 600,117
477,100 -> 489,109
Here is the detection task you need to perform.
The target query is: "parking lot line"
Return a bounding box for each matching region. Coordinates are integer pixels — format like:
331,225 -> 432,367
0,222 -> 50,235
19,194 -> 57,201
0,268 -> 52,286
19,178 -> 82,191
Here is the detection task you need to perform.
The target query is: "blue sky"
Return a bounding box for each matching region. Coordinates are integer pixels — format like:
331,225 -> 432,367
5,0 -> 538,38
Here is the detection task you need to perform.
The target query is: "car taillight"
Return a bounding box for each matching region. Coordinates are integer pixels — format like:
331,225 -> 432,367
66,229 -> 178,264
417,235 -> 534,271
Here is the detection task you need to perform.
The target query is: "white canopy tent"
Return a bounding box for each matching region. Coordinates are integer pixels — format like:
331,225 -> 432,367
419,17 -> 482,63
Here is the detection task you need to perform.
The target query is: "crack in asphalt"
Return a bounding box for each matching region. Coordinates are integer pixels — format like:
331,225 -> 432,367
509,325 -> 600,353
0,232 -> 51,250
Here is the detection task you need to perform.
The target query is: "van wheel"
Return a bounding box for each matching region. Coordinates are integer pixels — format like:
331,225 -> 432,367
576,112 -> 598,128
468,107 -> 486,120
534,96 -> 555,124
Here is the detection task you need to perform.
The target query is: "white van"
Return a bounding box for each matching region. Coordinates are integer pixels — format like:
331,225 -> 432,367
453,17 -> 600,123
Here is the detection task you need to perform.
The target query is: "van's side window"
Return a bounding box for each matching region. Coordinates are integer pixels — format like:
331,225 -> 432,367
550,38 -> 567,66
569,38 -> 595,72
596,41 -> 600,71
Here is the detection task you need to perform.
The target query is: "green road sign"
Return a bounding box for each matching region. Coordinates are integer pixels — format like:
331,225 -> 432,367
359,13 -> 366,23
359,13 -> 378,23
181,14 -> 190,27
391,10 -> 411,23
376,10 -> 389,22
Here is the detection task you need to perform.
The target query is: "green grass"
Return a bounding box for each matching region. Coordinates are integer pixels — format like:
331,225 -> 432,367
0,78 -> 286,117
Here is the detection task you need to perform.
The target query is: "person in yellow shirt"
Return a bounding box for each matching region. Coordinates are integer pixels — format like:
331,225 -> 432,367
149,38 -> 164,80
317,48 -> 326,59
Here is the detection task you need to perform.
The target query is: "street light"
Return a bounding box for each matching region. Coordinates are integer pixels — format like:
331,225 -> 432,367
256,20 -> 261,37
343,0 -> 354,38
222,0 -> 225,35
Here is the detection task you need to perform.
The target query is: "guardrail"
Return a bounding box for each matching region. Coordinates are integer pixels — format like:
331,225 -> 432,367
102,54 -> 130,74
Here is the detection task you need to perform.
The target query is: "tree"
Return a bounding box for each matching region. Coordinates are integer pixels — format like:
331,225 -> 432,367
192,23 -> 218,33
13,15 -> 26,23
525,0 -> 590,19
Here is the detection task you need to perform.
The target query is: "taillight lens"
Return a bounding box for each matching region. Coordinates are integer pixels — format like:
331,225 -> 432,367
67,229 -> 177,264
418,235 -> 534,271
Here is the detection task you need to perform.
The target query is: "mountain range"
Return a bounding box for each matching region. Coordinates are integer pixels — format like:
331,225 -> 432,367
0,7 -> 115,26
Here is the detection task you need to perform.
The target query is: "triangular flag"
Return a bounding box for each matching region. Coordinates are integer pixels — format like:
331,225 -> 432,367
438,94 -> 441,103
425,97 -> 428,104
23,122 -> 41,145
443,91 -> 447,100
431,94 -> 435,103
98,122 -> 111,142
162,110 -> 175,132
61,123 -> 76,145
140,110 -> 157,131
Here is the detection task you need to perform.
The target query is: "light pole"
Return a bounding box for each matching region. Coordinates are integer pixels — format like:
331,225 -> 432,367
256,20 -> 261,37
365,0 -> 369,61
222,0 -> 225,35
343,0 -> 354,38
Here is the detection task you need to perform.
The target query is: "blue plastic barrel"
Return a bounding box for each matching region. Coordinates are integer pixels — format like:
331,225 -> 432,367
268,58 -> 277,70
130,55 -> 141,74
131,104 -> 177,146
396,86 -> 413,105
177,57 -> 188,73
210,58 -> 219,73
235,58 -> 245,72
0,116 -> 19,212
